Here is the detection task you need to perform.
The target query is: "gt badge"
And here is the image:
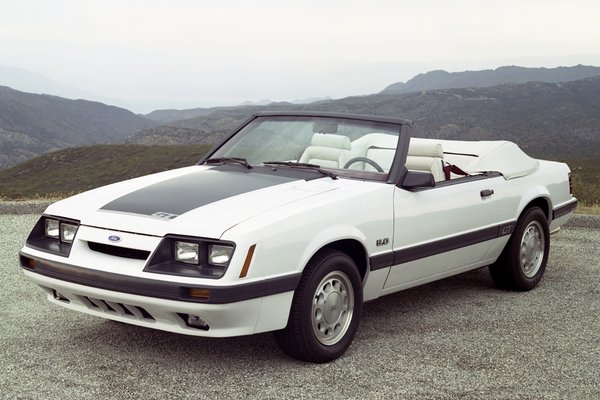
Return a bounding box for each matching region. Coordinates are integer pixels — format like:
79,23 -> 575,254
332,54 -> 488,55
151,212 -> 179,220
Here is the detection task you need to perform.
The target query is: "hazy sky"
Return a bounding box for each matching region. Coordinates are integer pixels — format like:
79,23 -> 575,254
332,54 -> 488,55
1,0 -> 600,113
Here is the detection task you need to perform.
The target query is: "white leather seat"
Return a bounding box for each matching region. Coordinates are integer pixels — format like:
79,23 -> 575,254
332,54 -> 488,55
406,141 -> 445,181
299,133 -> 351,168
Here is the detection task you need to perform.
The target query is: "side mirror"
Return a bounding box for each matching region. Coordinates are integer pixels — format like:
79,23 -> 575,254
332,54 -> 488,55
401,170 -> 435,189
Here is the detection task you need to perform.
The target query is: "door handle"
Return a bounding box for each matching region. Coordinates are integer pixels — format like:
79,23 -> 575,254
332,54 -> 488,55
480,189 -> 494,198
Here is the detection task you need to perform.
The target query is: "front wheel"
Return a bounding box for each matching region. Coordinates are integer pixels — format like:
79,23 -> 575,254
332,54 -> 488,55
489,207 -> 550,291
274,249 -> 362,363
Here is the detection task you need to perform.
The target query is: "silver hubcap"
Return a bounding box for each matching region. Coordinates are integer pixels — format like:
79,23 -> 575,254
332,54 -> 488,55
519,220 -> 545,278
312,271 -> 354,346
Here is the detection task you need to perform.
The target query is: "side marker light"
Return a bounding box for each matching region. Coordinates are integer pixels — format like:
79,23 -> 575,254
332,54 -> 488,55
239,244 -> 256,278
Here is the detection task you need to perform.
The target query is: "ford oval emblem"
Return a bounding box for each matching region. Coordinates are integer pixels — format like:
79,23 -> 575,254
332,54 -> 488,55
108,235 -> 122,243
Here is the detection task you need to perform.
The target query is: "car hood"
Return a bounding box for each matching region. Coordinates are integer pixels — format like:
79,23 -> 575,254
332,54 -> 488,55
44,165 -> 339,238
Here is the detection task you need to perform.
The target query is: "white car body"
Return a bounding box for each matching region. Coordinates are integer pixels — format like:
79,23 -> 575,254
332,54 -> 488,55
20,112 -> 577,362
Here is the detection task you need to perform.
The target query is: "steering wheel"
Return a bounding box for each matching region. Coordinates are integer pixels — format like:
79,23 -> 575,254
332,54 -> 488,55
343,157 -> 384,172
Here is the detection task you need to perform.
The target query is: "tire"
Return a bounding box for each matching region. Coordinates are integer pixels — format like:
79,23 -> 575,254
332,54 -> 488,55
489,207 -> 550,291
274,249 -> 363,363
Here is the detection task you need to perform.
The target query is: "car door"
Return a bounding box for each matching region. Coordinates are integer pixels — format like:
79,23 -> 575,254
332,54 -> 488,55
382,174 -> 517,292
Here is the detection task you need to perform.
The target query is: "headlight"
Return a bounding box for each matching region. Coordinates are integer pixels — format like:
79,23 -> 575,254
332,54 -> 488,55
45,219 -> 78,243
209,244 -> 234,266
145,235 -> 235,279
175,241 -> 199,264
27,215 -> 80,257
60,223 -> 78,243
45,219 -> 60,239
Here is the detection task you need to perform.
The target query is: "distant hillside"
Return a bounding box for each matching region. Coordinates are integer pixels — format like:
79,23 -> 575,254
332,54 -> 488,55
129,104 -> 277,145
0,86 -> 158,168
145,97 -> 332,124
381,65 -> 600,94
0,144 -> 211,199
145,107 -> 213,124
145,104 -> 280,125
128,77 -> 600,159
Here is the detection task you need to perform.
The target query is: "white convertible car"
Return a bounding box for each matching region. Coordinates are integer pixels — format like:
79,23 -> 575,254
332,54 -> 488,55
20,112 -> 577,362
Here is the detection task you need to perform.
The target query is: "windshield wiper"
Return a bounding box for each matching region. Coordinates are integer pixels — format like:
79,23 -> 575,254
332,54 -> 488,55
205,157 -> 252,169
263,161 -> 337,180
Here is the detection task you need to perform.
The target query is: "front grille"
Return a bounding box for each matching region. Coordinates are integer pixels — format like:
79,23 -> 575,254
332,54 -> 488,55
88,241 -> 150,260
78,295 -> 155,322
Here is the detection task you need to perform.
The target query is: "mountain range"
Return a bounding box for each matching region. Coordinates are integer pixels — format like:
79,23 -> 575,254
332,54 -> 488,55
381,64 -> 600,94
1,64 -> 600,169
0,86 -> 157,168
129,76 -> 600,158
146,96 -> 332,124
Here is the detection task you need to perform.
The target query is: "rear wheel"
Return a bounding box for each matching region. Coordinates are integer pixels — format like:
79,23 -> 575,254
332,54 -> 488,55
274,249 -> 362,363
489,207 -> 549,291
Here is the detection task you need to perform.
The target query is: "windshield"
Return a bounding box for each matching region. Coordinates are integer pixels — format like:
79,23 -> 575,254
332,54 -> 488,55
209,116 -> 401,178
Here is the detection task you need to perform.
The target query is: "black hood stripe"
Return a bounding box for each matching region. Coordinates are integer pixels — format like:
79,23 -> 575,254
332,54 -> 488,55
101,168 -> 298,218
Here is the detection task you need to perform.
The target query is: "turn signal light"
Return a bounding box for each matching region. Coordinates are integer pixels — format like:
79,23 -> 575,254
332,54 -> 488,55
22,256 -> 36,269
188,288 -> 210,299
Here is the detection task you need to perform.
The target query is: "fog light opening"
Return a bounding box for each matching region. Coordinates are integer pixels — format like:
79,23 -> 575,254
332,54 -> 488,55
53,290 -> 70,303
180,313 -> 210,330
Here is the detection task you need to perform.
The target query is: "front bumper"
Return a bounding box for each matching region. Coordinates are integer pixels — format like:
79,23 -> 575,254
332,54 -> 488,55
20,253 -> 300,337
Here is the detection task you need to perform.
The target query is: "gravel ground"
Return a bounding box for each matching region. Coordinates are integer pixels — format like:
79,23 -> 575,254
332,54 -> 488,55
1,213 -> 598,399
0,201 -> 52,215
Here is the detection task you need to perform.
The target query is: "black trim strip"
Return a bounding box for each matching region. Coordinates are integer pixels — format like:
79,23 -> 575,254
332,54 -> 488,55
443,151 -> 479,157
553,199 -> 578,220
370,252 -> 395,270
434,172 -> 503,188
369,221 -> 516,271
252,111 -> 413,126
20,253 -> 301,304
